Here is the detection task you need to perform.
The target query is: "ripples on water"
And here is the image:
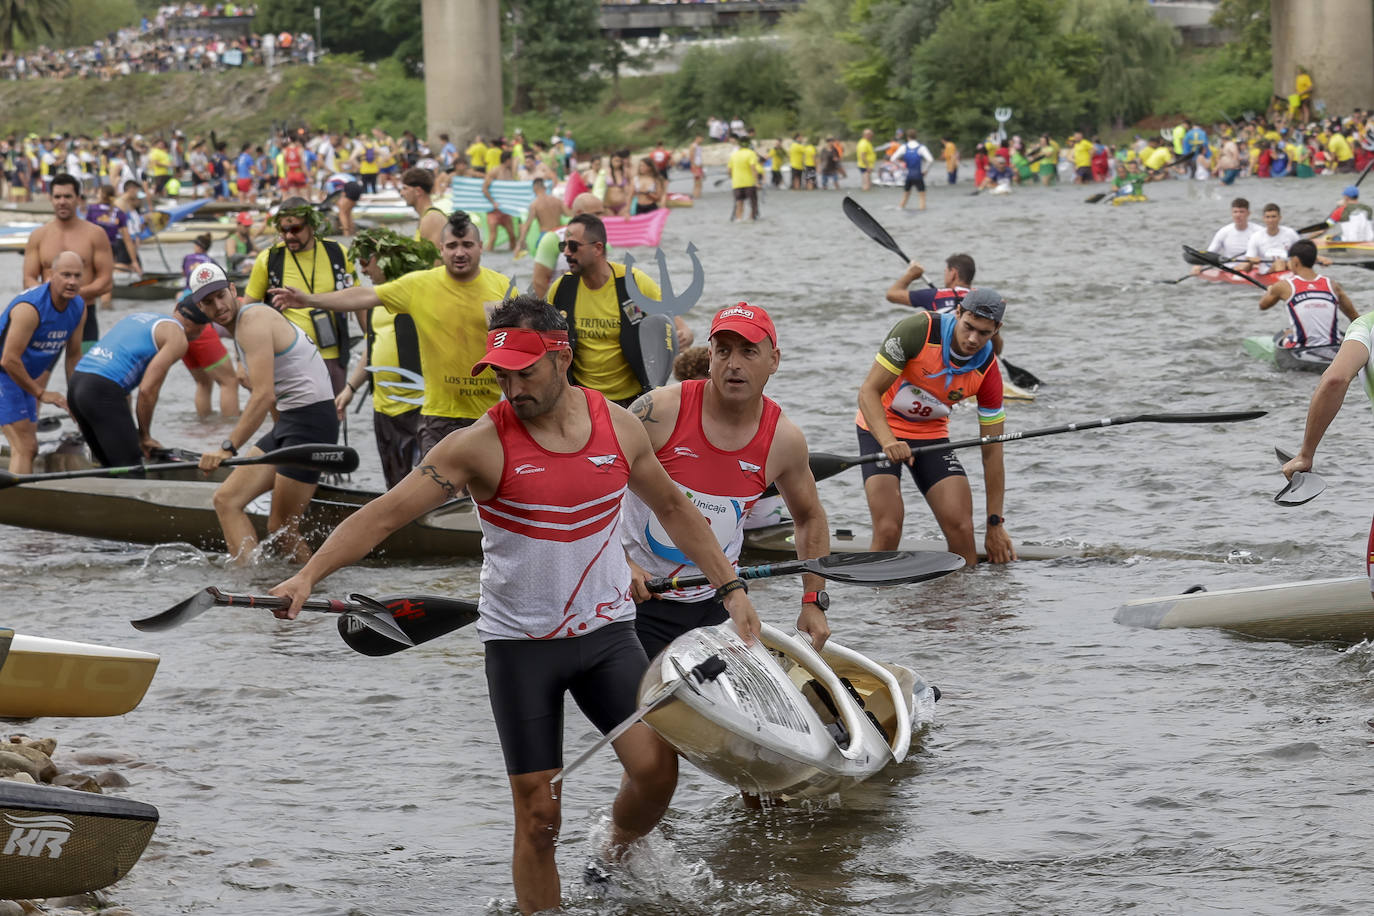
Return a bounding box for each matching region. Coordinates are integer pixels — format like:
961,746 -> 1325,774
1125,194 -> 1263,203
3,173 -> 1373,913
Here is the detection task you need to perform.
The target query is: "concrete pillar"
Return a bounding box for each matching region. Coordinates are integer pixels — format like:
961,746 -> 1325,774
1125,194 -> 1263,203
422,0 -> 503,148
1271,0 -> 1374,116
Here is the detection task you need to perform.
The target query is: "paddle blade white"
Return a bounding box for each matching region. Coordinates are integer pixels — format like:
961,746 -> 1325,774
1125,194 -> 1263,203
1275,471 -> 1326,506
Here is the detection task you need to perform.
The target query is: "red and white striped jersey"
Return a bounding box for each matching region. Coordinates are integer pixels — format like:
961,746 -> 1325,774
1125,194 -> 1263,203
475,388 -> 635,640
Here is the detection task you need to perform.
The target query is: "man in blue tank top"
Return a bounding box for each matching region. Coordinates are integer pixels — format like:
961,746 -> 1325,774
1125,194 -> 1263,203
0,251 -> 87,474
67,305 -> 200,468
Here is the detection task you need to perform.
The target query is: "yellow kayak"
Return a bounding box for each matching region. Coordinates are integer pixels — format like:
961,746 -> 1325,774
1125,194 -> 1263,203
0,631 -> 159,718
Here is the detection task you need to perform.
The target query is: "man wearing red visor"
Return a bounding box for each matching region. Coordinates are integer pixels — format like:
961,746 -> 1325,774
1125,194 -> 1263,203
272,294 -> 760,914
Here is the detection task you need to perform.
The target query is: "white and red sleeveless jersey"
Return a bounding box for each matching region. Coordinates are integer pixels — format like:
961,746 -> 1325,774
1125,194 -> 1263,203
475,389 -> 634,641
621,379 -> 782,601
1284,273 -> 1341,347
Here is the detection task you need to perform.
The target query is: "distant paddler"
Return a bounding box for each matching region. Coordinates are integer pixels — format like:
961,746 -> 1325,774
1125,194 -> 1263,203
1242,203 -> 1327,274
67,306 -> 203,467
856,288 -> 1015,565
1190,197 -> 1257,276
1281,310 -> 1374,594
1257,240 -> 1358,350
885,252 -> 1004,355
22,173 -> 111,351
0,251 -> 87,474
398,166 -> 448,253
190,263 -> 340,565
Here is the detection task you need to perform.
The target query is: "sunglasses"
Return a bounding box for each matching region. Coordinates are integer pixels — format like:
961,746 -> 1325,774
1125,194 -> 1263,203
559,239 -> 599,254
278,223 -> 308,235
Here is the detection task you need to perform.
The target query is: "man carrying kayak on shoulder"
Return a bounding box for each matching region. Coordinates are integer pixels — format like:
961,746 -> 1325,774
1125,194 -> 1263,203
856,288 -> 1015,567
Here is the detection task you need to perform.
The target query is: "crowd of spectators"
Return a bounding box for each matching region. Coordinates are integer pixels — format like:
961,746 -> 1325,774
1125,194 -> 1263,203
0,4 -> 317,82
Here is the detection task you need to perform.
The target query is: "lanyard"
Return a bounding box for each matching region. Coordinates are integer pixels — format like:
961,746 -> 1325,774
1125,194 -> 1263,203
287,244 -> 317,293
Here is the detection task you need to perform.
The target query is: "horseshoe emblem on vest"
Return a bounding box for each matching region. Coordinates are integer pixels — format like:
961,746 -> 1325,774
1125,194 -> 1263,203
623,243 -> 705,318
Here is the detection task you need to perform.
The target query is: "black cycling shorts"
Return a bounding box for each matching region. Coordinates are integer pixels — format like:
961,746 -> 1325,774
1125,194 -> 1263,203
68,372 -> 141,467
255,399 -> 339,484
856,425 -> 966,496
904,174 -> 926,192
484,621 -> 648,774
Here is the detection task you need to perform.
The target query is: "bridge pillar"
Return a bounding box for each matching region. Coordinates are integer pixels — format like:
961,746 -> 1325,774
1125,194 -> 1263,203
1270,0 -> 1374,117
422,0 -> 503,148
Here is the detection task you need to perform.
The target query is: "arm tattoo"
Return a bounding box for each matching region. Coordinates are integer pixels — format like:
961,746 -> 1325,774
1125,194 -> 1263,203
629,392 -> 657,424
418,464 -> 457,500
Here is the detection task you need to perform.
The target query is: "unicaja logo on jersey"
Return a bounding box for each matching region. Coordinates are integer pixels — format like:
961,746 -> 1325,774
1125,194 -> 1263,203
3,813 -> 73,859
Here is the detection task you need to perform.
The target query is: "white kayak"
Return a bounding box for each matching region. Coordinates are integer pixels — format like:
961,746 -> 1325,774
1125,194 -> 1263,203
0,630 -> 160,718
640,621 -> 935,800
1115,575 -> 1374,643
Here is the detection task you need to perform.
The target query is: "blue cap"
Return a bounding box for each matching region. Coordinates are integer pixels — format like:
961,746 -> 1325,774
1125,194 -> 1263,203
1344,185 -> 1359,199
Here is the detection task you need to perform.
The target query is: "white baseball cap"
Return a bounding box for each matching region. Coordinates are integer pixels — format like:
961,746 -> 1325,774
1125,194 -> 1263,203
187,262 -> 229,304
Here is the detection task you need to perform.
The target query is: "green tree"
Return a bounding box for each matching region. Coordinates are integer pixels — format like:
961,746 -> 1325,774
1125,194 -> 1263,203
660,39 -> 799,139
781,0 -> 864,135
1211,0 -> 1270,75
908,0 -> 1098,145
255,0 -> 414,61
504,0 -> 606,113
1,0 -> 71,51
45,0 -> 138,48
842,0 -> 951,130
1062,0 -> 1177,129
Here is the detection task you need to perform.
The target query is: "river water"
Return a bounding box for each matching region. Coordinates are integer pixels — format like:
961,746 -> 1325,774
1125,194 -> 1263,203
3,171 -> 1373,914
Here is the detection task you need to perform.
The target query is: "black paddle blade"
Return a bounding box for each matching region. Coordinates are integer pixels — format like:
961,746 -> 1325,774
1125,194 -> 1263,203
842,196 -> 909,262
1084,193 -> 1107,204
337,594 -> 480,656
809,550 -> 965,584
1001,358 -> 1042,389
1297,220 -> 1330,236
265,444 -> 360,473
1181,244 -> 1222,267
1134,410 -> 1266,424
130,588 -> 220,631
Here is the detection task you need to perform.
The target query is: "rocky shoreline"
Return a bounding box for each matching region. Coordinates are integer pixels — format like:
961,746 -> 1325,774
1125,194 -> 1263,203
2,734 -> 143,916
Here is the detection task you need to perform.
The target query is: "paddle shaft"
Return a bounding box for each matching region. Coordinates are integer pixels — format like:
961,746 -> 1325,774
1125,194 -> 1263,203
806,410 -> 1266,484
1182,245 -> 1268,290
647,558 -> 813,593
0,443 -> 358,489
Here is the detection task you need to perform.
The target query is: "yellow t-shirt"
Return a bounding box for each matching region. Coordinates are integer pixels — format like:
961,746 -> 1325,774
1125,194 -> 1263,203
788,142 -> 805,170
1073,139 -> 1094,168
856,138 -> 875,169
375,265 -> 513,419
484,146 -> 503,172
802,144 -> 817,167
357,142 -> 380,176
466,142 -> 488,168
1296,72 -> 1312,98
769,146 -> 784,169
729,148 -> 760,189
245,241 -> 359,361
367,307 -> 422,418
546,263 -> 662,402
1329,133 -> 1354,162
148,147 -> 171,177
376,143 -> 396,170
1142,146 -> 1172,171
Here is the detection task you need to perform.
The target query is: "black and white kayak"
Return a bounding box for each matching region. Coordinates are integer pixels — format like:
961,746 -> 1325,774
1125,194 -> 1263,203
1242,332 -> 1339,373
639,622 -> 936,800
1115,576 -> 1374,643
0,780 -> 158,899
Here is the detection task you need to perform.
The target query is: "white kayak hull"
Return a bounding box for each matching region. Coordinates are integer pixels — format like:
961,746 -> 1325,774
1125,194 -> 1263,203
0,631 -> 159,718
640,622 -> 932,800
1115,575 -> 1374,643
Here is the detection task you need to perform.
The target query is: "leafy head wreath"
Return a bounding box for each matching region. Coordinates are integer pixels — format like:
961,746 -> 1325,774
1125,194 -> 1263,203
348,227 -> 440,282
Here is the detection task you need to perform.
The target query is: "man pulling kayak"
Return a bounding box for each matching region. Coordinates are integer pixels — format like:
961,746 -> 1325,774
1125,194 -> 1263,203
856,287 -> 1015,566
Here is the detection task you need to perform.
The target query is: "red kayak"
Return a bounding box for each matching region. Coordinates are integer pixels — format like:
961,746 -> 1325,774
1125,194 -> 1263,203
1199,267 -> 1285,287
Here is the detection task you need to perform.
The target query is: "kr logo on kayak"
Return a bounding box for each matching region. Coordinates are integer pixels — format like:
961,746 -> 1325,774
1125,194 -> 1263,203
3,812 -> 73,859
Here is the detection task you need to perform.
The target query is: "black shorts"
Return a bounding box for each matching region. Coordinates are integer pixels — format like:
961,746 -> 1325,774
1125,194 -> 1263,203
417,414 -> 476,457
112,237 -> 132,266
904,174 -> 926,192
732,186 -> 757,203
484,621 -> 648,774
359,173 -> 378,194
255,398 -> 339,484
151,175 -> 170,193
856,425 -> 965,496
68,372 -> 141,468
343,180 -> 362,202
634,595 -> 727,661
1076,165 -> 1092,181
373,408 -> 419,490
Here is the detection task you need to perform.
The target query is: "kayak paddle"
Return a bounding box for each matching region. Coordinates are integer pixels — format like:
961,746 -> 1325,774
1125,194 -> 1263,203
0,443 -> 359,490
645,549 -> 965,593
803,410 -> 1268,485
1181,245 -> 1268,290
843,195 -> 1044,389
1273,446 -> 1327,506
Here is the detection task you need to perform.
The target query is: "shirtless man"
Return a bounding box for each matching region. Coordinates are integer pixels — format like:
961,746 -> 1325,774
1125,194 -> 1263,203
526,177 -> 568,240
482,150 -> 524,256
399,166 -> 447,253
0,251 -> 86,474
529,192 -> 604,299
22,173 -> 113,352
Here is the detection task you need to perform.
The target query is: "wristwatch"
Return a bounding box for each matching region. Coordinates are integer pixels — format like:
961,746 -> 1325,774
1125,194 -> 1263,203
988,514 -> 1004,527
220,439 -> 238,456
802,590 -> 830,611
